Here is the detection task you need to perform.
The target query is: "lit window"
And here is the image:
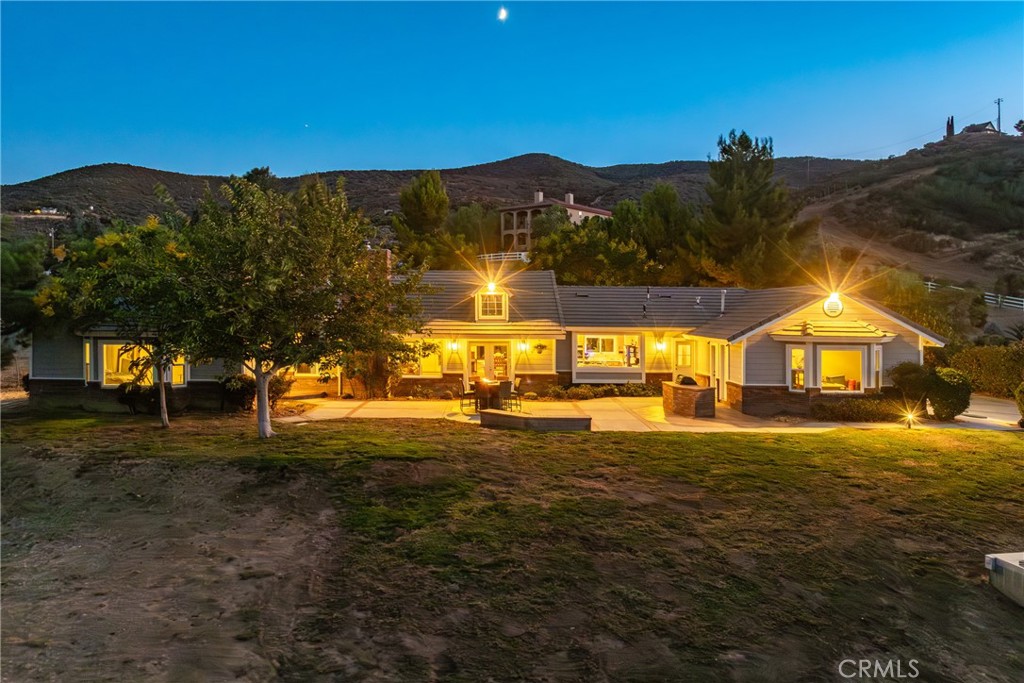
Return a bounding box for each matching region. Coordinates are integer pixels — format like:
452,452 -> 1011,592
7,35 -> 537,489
789,347 -> 805,391
401,351 -> 443,377
576,335 -> 640,367
820,348 -> 864,392
166,356 -> 186,386
476,290 -> 508,320
675,342 -> 692,368
102,343 -> 152,387
83,341 -> 92,382
294,363 -> 318,376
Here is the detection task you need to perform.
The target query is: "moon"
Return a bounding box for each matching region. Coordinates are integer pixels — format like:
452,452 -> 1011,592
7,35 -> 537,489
497,6 -> 508,22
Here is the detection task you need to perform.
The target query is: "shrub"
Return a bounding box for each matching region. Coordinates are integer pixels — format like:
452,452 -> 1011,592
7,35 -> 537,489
929,367 -> 972,421
567,386 -> 596,401
20,373 -> 30,393
888,362 -> 932,402
618,382 -> 661,397
949,342 -> 1024,397
268,375 -> 294,410
523,391 -> 538,401
1015,381 -> 1024,426
810,397 -> 902,422
439,390 -> 453,401
116,383 -> 177,416
221,374 -> 257,411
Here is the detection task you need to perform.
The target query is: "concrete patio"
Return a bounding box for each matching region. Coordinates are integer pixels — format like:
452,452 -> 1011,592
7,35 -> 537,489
277,394 -> 1021,433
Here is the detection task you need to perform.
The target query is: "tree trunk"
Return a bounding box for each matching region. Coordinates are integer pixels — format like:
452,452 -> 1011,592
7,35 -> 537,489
157,361 -> 170,429
254,367 -> 276,438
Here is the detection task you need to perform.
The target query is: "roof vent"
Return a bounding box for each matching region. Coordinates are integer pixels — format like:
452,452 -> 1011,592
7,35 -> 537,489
534,190 -> 544,203
659,294 -> 672,299
694,296 -> 704,310
565,192 -> 574,204
575,292 -> 589,297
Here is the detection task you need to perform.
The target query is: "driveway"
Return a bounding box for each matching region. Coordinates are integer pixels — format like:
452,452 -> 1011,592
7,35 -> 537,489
279,396 -> 1022,433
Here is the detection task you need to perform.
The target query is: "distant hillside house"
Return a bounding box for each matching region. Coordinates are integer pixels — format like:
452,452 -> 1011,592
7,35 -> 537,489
960,121 -> 998,135
500,191 -> 612,251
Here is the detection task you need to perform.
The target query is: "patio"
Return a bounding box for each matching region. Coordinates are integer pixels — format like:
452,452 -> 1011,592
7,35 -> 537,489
277,395 -> 1021,433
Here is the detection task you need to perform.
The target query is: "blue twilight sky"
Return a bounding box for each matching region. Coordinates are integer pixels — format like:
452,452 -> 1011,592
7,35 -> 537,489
1,1 -> 1021,184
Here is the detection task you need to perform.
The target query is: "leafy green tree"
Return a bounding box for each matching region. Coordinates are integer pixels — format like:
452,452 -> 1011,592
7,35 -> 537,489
445,203 -> 501,253
530,218 -> 652,285
697,130 -> 817,287
242,166 -> 281,192
528,206 -> 572,241
1015,119 -> 1024,136
608,199 -> 643,243
0,233 -> 49,368
35,218 -> 189,427
398,170 -> 450,236
182,177 -> 425,438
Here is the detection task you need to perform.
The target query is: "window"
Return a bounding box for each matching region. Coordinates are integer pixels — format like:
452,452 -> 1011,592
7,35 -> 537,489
102,343 -> 152,387
874,347 -> 883,388
789,346 -> 805,391
576,334 -> 640,368
294,362 -> 319,376
401,351 -> 443,377
83,341 -> 92,383
819,348 -> 864,392
476,290 -> 508,321
675,341 -> 693,368
165,356 -> 186,386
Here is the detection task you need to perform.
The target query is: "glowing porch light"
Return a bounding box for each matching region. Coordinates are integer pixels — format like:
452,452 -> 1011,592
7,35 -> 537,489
518,341 -> 529,352
449,341 -> 459,351
823,291 -> 844,317
487,281 -> 497,293
655,340 -> 667,351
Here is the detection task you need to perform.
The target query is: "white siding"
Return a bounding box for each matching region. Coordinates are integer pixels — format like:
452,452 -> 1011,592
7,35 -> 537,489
31,329 -> 83,379
644,335 -> 672,373
555,338 -> 573,372
190,359 -> 234,381
744,297 -> 924,386
513,339 -> 556,374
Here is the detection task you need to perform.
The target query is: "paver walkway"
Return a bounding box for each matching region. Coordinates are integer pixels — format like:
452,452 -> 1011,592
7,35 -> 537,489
278,395 -> 1021,433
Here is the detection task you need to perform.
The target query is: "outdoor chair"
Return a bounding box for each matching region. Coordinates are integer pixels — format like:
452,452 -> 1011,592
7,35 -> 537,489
498,380 -> 514,411
509,377 -> 523,411
457,381 -> 476,414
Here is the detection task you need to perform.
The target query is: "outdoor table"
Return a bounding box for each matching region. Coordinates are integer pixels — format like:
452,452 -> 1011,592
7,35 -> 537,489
474,380 -> 503,411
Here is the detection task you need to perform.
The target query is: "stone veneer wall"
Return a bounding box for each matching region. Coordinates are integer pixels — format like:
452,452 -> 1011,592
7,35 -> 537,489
733,382 -> 883,417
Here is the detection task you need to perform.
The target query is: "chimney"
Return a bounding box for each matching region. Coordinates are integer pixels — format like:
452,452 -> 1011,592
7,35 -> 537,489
533,190 -> 544,203
720,289 -> 727,315
565,192 -> 574,204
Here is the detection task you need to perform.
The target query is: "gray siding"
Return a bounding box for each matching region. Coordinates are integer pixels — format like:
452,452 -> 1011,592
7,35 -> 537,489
32,329 -> 83,379
556,338 -> 573,372
729,342 -> 743,383
190,359 -> 234,381
575,369 -> 644,383
744,298 -> 922,385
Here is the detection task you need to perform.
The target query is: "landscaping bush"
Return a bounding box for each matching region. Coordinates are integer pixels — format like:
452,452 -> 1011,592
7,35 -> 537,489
522,391 -> 538,401
20,373 -> 30,393
221,374 -> 256,411
567,386 -> 597,401
949,342 -> 1024,397
810,397 -> 902,422
618,382 -> 661,397
268,375 -> 294,410
1015,381 -> 1024,427
116,383 -> 177,416
888,362 -> 933,402
929,367 -> 972,421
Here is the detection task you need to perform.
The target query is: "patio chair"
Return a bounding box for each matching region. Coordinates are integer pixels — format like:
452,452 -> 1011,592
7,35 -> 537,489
498,380 -> 514,411
509,377 -> 523,412
457,381 -> 476,414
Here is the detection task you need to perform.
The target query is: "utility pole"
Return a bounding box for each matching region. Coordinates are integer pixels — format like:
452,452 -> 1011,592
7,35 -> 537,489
995,97 -> 1004,133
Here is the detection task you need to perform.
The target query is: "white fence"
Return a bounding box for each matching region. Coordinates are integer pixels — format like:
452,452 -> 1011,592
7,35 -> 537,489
925,281 -> 1024,310
478,251 -> 530,263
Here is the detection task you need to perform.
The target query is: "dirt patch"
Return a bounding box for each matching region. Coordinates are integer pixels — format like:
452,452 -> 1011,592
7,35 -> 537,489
1,447 -> 339,682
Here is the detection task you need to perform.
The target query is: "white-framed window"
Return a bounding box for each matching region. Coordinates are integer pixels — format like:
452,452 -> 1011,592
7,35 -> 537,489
873,346 -> 883,389
675,341 -> 693,368
575,334 -> 640,368
817,345 -> 866,393
476,290 -> 508,321
83,340 -> 92,383
165,356 -> 186,386
786,344 -> 807,392
401,351 -> 443,378
101,342 -> 152,387
293,362 -> 319,376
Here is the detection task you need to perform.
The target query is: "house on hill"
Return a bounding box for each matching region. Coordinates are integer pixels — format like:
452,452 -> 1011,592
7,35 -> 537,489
499,191 -> 611,251
28,269 -> 946,418
960,121 -> 998,135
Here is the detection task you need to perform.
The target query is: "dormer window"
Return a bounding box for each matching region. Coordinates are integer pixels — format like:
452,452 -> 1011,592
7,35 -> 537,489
476,284 -> 508,321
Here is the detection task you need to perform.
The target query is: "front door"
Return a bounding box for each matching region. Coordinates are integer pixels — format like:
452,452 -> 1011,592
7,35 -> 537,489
470,343 -> 510,381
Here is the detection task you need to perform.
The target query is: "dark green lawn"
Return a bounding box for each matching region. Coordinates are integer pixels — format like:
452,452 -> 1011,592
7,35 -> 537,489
3,413 -> 1023,682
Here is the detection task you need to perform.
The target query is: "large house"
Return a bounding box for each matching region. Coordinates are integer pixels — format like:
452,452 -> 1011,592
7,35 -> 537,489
500,191 -> 612,251
28,269 -> 945,417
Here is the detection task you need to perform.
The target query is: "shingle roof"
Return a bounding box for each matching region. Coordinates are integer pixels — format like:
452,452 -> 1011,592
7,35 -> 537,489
688,287 -> 821,341
418,270 -> 564,332
558,286 -> 746,329
768,319 -> 897,340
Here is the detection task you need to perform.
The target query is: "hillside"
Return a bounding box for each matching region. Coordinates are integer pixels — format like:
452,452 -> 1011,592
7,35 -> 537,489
801,134 -> 1024,286
2,154 -> 864,224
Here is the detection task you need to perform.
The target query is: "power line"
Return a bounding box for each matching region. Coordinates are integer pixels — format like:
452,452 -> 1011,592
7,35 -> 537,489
827,102 -> 994,159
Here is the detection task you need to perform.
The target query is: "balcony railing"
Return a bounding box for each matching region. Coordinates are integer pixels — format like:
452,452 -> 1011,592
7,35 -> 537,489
478,252 -> 530,263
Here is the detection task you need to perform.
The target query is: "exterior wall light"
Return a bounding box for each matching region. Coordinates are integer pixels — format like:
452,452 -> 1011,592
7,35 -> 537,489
487,282 -> 497,293
823,292 -> 844,317
449,341 -> 459,352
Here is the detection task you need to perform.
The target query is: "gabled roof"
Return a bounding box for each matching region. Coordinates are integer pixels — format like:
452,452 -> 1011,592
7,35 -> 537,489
418,270 -> 564,335
500,198 -> 613,217
769,319 -> 897,341
559,286 -> 747,329
687,287 -> 821,341
961,122 -> 997,133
